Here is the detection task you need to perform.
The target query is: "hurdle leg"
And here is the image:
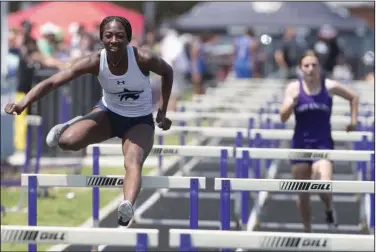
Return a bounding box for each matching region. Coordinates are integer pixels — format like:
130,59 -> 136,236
241,151 -> 250,228
220,150 -> 228,178
179,234 -> 192,252
220,180 -> 231,252
234,132 -> 243,222
28,175 -> 37,252
92,147 -> 100,252
135,233 -> 149,252
189,178 -> 198,252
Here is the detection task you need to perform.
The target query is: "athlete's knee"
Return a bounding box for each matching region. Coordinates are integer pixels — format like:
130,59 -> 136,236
58,131 -> 82,151
124,161 -> 142,175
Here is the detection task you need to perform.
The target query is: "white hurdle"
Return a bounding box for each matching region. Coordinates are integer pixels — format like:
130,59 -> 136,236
155,111 -> 374,128
214,178 -> 375,194
21,174 -> 206,189
1,225 -> 159,247
151,126 -> 374,141
169,228 -> 374,251
86,144 -> 374,161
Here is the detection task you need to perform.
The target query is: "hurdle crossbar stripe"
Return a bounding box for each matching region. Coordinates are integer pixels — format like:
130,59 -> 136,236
214,178 -> 375,193
1,225 -> 159,246
169,229 -> 374,251
153,126 -> 373,141
21,174 -> 206,189
86,144 -> 374,161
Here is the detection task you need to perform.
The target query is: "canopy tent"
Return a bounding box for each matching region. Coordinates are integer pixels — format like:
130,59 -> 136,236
8,2 -> 144,40
173,2 -> 366,33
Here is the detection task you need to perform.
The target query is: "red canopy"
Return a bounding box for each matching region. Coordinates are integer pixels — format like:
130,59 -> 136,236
8,2 -> 145,41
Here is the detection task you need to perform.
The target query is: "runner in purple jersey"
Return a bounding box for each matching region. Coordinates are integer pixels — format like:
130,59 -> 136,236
280,50 -> 358,233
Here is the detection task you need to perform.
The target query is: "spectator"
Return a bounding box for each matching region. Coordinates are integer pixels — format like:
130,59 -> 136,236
70,33 -> 94,59
274,27 -> 304,80
13,20 -> 62,154
160,29 -> 190,111
37,23 -> 60,57
232,28 -> 258,79
312,25 -> 342,78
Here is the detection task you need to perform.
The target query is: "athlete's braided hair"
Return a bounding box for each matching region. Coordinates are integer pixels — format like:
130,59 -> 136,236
99,16 -> 132,42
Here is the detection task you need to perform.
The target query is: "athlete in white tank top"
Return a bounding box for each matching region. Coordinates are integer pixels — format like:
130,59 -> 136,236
6,16 -> 174,230
98,46 -> 153,117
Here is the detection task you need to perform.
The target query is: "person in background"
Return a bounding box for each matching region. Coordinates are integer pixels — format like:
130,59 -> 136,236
13,20 -> 63,155
190,34 -> 211,95
232,28 -> 258,79
37,23 -> 60,57
274,27 -> 302,80
160,29 -> 190,111
312,25 -> 342,78
70,33 -> 94,59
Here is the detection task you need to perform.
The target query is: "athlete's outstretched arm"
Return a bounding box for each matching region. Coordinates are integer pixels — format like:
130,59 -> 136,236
4,54 -> 99,115
137,48 -> 173,114
327,80 -> 359,131
280,81 -> 299,123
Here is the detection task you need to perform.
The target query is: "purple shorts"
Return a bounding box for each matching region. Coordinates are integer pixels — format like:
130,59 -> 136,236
290,139 -> 334,165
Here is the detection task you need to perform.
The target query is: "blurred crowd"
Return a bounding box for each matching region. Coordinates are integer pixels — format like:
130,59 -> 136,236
7,20 -> 375,113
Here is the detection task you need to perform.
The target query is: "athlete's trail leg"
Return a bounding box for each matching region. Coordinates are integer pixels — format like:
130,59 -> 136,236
312,160 -> 333,211
121,124 -> 154,204
292,163 -> 312,232
58,108 -> 112,151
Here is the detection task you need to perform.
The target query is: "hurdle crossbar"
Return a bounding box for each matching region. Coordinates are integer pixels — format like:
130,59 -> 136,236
169,229 -> 374,251
86,144 -> 374,161
152,126 -> 373,141
160,111 -> 373,125
1,225 -> 159,246
21,174 -> 206,189
214,178 -> 375,194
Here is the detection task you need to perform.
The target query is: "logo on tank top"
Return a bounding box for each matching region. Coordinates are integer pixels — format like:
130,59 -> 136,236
296,102 -> 329,113
117,80 -> 126,85
115,88 -> 144,101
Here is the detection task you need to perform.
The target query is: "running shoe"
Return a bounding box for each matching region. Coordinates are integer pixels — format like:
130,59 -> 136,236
117,201 -> 134,227
46,116 -> 83,147
325,208 -> 338,229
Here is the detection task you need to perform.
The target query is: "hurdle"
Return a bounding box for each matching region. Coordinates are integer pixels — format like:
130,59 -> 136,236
214,176 -> 375,235
152,125 -> 374,142
1,225 -> 158,251
169,228 -> 375,251
179,100 -> 374,116
21,173 -> 205,252
86,144 -> 374,229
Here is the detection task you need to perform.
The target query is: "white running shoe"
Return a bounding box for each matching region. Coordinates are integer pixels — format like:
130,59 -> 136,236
46,116 -> 83,147
117,201 -> 134,227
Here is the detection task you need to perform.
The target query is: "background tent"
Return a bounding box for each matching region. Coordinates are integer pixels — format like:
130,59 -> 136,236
174,2 -> 367,33
8,2 -> 145,40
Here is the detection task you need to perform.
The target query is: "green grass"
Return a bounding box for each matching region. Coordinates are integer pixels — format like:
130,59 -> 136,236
1,165 -> 154,252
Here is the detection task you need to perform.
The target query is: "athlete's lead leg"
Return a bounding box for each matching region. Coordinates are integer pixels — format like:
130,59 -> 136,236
117,124 -> 154,226
49,108 -> 112,151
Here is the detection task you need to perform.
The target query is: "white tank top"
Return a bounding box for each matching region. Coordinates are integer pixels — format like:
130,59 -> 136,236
97,46 -> 153,117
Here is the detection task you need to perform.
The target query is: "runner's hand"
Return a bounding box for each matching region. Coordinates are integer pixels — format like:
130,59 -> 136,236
156,109 -> 172,131
4,102 -> 26,115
